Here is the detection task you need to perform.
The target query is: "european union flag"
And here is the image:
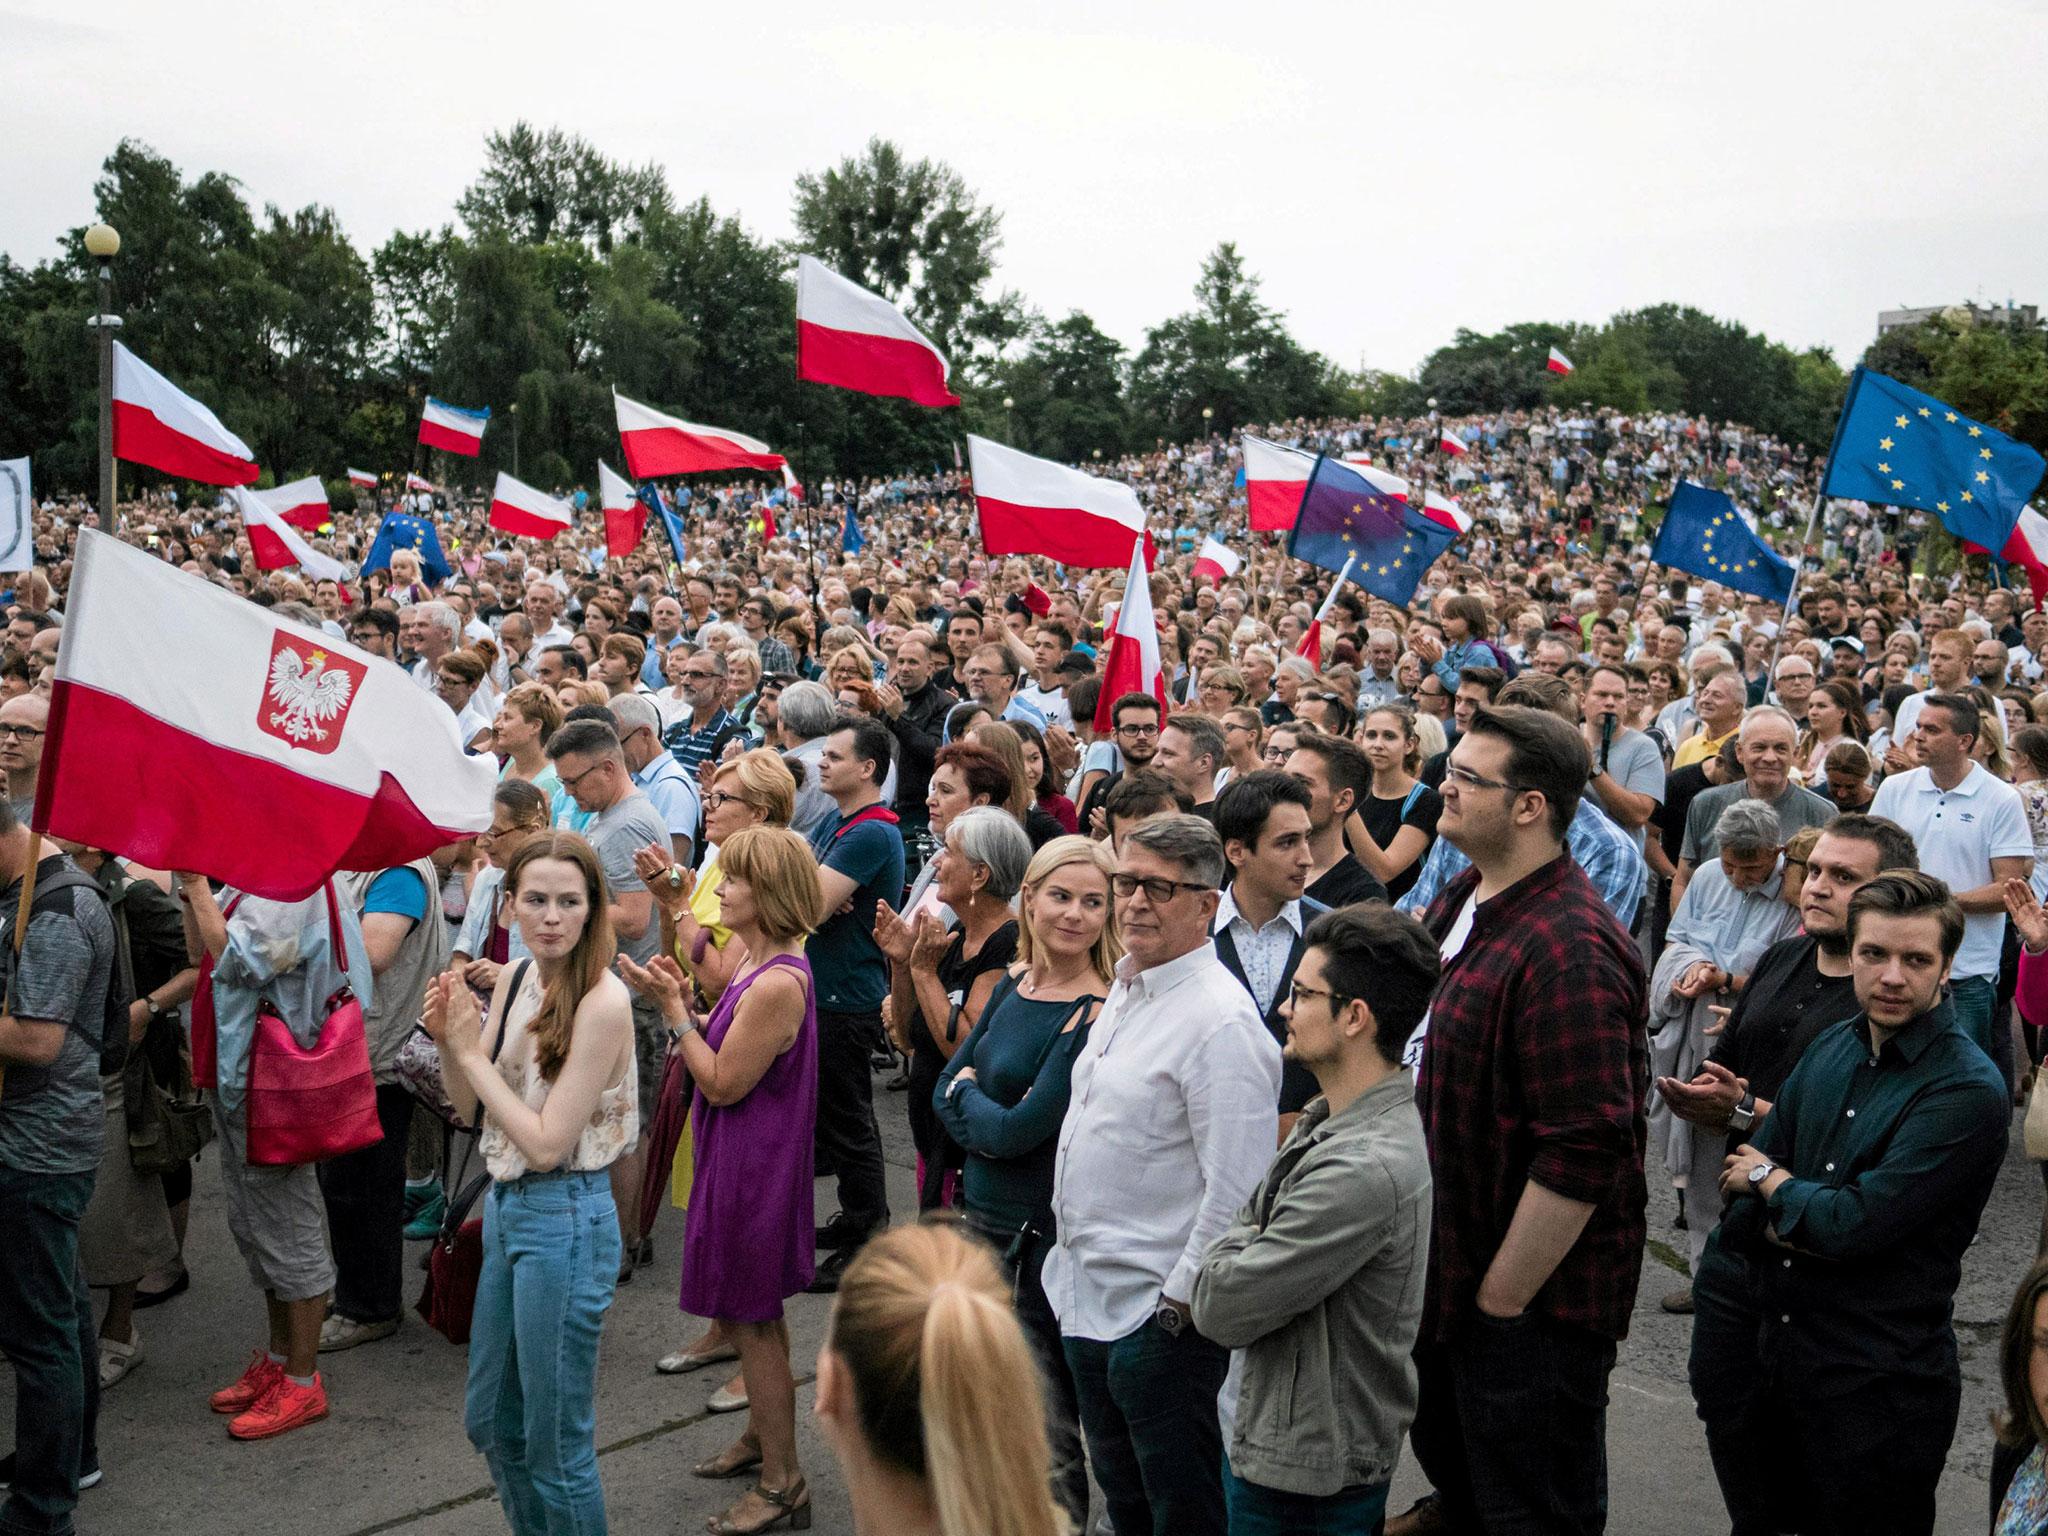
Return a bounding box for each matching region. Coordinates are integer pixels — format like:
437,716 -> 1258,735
362,511 -> 450,587
841,502 -> 865,554
1651,482 -> 1795,606
637,482 -> 687,568
1287,456 -> 1456,607
1821,367 -> 2044,556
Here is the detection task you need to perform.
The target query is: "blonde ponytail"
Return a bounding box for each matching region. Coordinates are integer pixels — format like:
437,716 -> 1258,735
832,1224 -> 1067,1536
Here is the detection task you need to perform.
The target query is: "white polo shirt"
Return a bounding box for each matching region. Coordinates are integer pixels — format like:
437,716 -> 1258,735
1871,763 -> 2033,981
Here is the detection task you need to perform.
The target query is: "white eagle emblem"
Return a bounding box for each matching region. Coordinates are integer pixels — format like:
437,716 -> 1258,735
266,646 -> 355,745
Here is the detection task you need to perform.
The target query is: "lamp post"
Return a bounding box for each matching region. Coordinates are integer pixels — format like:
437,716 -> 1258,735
84,222 -> 121,526
1002,396 -> 1015,445
1202,405 -> 1214,438
509,401 -> 520,476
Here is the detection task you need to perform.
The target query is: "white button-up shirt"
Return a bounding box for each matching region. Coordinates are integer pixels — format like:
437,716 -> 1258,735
1043,941 -> 1281,1342
1214,888 -> 1306,1017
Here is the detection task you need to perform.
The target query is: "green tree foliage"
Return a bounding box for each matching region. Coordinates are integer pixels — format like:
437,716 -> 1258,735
1128,243 -> 1348,442
986,311 -> 1130,462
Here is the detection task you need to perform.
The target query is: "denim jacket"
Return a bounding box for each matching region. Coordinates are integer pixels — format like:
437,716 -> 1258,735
1190,1071 -> 1431,1496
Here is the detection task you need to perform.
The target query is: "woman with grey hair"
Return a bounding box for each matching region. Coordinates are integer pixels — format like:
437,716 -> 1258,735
874,806 -> 1029,1210
1648,796 -> 1803,1292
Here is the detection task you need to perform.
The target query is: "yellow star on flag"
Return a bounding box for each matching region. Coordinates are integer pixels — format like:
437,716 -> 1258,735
1945,412 -> 1957,422
1968,425 -> 1982,437
1976,471 -> 1990,483
1891,479 -> 1904,490
1962,490 -> 1974,502
1937,500 -> 1950,512
1879,437 -> 1894,450
1895,415 -> 1910,428
1876,463 -> 1890,473
1919,407 -> 1932,417
1981,448 -> 1994,459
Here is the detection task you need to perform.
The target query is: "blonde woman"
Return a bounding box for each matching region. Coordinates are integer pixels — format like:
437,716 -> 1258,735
490,683 -> 564,803
935,834 -> 1118,1528
819,1224 -> 1066,1536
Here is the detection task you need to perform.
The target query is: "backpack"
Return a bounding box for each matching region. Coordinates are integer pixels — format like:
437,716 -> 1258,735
0,864 -> 133,1093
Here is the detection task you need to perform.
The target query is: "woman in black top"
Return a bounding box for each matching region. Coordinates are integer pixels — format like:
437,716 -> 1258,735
1354,702 -> 1442,901
876,807 -> 1030,1210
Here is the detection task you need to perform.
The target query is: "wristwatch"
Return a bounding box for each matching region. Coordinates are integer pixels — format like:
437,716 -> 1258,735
1728,1092 -> 1757,1134
1746,1160 -> 1777,1190
1153,1297 -> 1187,1336
664,864 -> 686,893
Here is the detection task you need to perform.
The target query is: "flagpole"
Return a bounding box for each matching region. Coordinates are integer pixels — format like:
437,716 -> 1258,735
1762,489 -> 1826,679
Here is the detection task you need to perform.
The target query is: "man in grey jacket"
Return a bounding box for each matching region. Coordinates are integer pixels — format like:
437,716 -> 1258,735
1192,902 -> 1437,1535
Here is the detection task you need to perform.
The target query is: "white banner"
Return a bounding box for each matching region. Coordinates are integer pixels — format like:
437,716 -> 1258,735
0,458 -> 30,573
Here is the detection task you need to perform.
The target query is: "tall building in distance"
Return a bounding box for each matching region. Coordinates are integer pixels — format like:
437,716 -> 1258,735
1878,300 -> 2039,338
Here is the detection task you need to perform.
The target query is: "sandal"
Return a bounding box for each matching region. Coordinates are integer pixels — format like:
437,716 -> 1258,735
708,1478 -> 810,1534
692,1441 -> 764,1480
659,1344 -> 739,1375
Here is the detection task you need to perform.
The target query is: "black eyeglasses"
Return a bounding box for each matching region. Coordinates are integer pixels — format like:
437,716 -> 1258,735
0,725 -> 44,740
1111,873 -> 1213,904
1443,764 -> 1525,794
1287,980 -> 1345,1011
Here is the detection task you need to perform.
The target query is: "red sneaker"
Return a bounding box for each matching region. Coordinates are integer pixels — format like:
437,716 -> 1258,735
210,1351 -> 284,1415
228,1373 -> 328,1440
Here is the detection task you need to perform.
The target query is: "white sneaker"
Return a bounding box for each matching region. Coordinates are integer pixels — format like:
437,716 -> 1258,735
98,1329 -> 143,1390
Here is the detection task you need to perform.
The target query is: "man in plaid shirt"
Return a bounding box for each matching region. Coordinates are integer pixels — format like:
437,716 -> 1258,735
1389,705 -> 1649,1536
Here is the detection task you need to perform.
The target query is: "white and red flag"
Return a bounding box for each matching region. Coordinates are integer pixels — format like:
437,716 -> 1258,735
111,342 -> 258,486
1965,505 -> 2048,609
795,254 -> 960,408
254,476 -> 330,531
232,487 -> 348,582
1421,489 -> 1474,536
1547,346 -> 1574,376
781,464 -> 806,502
1360,465 -> 1410,503
1440,426 -> 1469,456
347,468 -> 377,489
405,473 -> 436,493
615,391 -> 785,478
37,530 -> 491,900
967,435 -> 1152,569
488,473 -> 574,541
418,397 -> 490,457
1091,539 -> 1167,731
1242,436 -> 1315,531
1191,536 -> 1242,586
1296,553 -> 1359,667
598,461 -> 646,560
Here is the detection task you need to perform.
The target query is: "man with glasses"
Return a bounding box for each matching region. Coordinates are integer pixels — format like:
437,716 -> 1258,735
544,719 -> 670,1276
608,695 -> 699,866
738,597 -> 795,677
1413,676 -> 1451,721
1215,706 -> 1264,791
0,692 -> 47,817
1390,706 -> 1649,1536
1047,815 -> 1281,1536
347,609 -> 398,663
659,649 -> 741,779
1076,692 -> 1163,835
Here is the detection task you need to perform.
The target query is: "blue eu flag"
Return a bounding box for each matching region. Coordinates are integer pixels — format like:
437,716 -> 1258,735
362,511 -> 450,587
841,502 -> 865,554
1287,456 -> 1456,607
637,483 -> 688,568
1651,482 -> 1795,606
1821,368 -> 2044,555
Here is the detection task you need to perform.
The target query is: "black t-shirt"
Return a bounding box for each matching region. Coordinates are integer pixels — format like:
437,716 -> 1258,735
1708,934 -> 1860,1152
1657,762 -> 1714,866
1356,785 -> 1443,902
1306,855 -> 1388,910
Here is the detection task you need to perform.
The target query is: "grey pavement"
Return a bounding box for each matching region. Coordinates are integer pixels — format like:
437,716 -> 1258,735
4,1066 -> 2035,1535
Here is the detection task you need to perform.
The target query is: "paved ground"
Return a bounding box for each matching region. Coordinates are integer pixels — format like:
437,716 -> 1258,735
4,1068 -> 2035,1535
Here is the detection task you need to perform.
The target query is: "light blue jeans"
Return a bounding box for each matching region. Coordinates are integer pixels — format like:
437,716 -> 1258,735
465,1169 -> 620,1536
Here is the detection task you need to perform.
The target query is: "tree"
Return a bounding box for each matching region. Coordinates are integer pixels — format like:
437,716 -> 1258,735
1128,243 -> 1348,441
1862,316 -> 2048,455
457,123 -> 671,253
1417,322 -> 1575,414
987,311 -> 1130,462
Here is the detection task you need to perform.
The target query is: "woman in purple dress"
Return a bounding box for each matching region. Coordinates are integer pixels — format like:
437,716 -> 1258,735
619,826 -> 823,1536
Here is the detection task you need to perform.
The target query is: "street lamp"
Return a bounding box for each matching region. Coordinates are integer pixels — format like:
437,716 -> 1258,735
84,222 -> 121,526
1002,396 -> 1015,444
1202,406 -> 1214,436
509,401 -> 520,476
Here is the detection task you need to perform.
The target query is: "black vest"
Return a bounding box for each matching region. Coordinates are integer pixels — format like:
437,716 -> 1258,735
1212,893 -> 1328,1114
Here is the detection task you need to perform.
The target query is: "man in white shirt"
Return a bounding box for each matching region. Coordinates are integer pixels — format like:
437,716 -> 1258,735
522,583 -> 575,651
1885,628 -> 1971,771
1046,814 -> 1281,1536
1013,625 -> 1075,731
1871,692 -> 2033,1088
408,601 -> 461,693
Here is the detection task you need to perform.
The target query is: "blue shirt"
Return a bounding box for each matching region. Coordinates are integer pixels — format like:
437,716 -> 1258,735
806,808 -> 905,1012
1398,796 -> 1645,927
632,753 -> 702,861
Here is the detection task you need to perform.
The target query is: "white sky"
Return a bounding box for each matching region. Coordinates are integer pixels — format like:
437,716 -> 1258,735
9,0 -> 2047,377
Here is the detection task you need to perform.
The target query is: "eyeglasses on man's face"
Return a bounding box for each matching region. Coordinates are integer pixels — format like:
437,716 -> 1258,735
1287,980 -> 1344,1012
1110,872 -> 1212,904
0,724 -> 44,741
1116,721 -> 1160,738
1442,763 -> 1523,794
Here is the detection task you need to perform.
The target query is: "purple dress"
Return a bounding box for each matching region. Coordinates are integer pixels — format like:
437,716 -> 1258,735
677,953 -> 819,1321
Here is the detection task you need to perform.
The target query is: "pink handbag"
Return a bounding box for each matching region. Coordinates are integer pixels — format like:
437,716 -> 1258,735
243,882 -> 382,1167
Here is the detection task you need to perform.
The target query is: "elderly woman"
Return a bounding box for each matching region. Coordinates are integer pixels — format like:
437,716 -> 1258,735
435,650 -> 495,752
875,807 -> 1030,1211
904,741 -> 1013,920
1648,797 -> 1804,1289
490,683 -> 563,802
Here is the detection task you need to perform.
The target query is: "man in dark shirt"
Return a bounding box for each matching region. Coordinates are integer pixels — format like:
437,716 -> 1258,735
1284,734 -> 1389,910
1688,871 -> 2008,1536
1393,706 -> 1648,1536
873,631 -> 955,848
1648,737 -> 1736,960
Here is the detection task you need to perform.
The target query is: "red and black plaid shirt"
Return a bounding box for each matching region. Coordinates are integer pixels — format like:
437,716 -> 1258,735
1416,852 -> 1649,1343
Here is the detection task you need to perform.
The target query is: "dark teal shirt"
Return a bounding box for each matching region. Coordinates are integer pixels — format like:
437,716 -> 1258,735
1708,997 -> 2008,1398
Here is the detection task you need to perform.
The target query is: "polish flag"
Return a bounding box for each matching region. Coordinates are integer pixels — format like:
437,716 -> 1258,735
1547,346 -> 1574,375
1295,620 -> 1323,667
255,476 -> 331,531
967,435 -> 1152,569
1422,489 -> 1474,536
1440,427 -> 1469,456
781,464 -> 806,502
795,254 -> 960,408
615,391 -> 785,478
598,461 -> 646,560
1191,536 -> 1242,586
1977,505 -> 2048,609
405,473 -> 436,493
232,487 -> 348,582
418,397 -> 491,457
111,342 -> 258,486
347,468 -> 377,489
38,530 -> 492,900
487,473 -> 574,541
1242,435 -> 1316,531
1360,465 -> 1410,503
1091,539 -> 1167,731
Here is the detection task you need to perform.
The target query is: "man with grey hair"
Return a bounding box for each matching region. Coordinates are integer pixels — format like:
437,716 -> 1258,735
608,695 -> 698,865
1675,707 -> 1832,905
776,680 -> 843,838
1357,628 -> 1402,709
1047,814 -> 1281,1536
409,601 -> 462,695
660,646 -> 742,779
1648,798 -> 1802,1290
1658,643 -> 1736,748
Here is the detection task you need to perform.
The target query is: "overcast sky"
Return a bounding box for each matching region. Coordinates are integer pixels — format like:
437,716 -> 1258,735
9,0 -> 2047,379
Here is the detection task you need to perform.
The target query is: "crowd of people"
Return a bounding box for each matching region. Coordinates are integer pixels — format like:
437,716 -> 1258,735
6,396 -> 2048,1536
